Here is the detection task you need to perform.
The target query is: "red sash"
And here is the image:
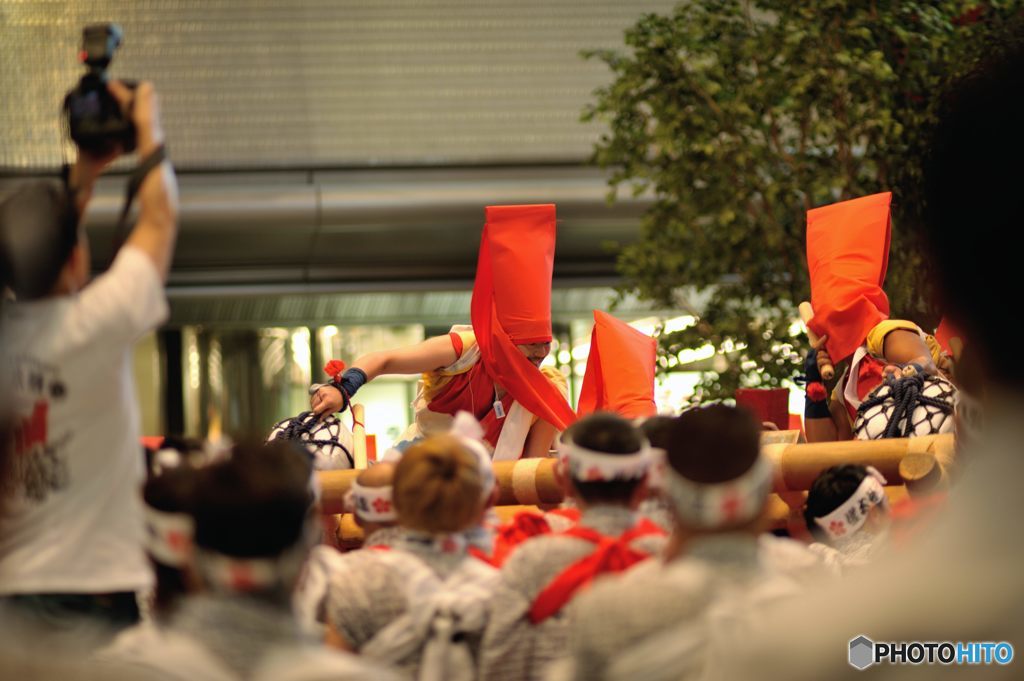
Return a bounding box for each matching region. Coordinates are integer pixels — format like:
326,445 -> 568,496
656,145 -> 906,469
528,519 -> 665,623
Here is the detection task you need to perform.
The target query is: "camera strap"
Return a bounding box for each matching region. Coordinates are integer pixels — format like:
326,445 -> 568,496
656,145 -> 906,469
112,143 -> 167,254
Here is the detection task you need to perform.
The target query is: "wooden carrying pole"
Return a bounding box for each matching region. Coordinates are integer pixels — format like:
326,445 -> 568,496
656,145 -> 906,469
799,301 -> 835,381
351,403 -> 368,470
331,486 -> 912,545
316,432 -> 955,514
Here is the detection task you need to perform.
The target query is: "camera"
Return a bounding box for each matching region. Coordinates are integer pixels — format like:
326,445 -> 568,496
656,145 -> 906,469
63,24 -> 136,156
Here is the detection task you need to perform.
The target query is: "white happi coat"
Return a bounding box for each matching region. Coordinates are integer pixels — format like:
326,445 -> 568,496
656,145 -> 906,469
97,595 -> 394,681
327,531 -> 500,681
479,505 -> 666,681
553,533 -> 805,681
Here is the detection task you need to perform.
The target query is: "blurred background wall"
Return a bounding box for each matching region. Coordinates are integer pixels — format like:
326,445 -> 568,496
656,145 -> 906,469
1,0 -> 759,447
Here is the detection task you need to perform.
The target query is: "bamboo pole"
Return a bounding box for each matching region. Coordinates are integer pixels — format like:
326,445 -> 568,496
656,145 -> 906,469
315,433 -> 955,514
351,403 -> 367,470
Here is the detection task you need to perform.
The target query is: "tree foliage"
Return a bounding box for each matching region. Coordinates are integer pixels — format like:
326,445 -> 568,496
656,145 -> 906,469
584,0 -> 1020,401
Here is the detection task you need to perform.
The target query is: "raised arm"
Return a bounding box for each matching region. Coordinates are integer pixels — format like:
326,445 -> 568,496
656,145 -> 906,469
311,334 -> 459,417
108,81 -> 179,282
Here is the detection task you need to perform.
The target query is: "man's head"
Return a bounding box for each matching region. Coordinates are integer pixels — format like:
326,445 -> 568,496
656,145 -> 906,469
394,435 -> 484,534
804,464 -> 890,545
663,405 -> 771,534
557,411 -> 650,509
349,462 -> 398,537
191,440 -> 318,596
143,463 -> 200,617
923,37 -> 1024,391
516,342 -> 551,368
0,180 -> 89,299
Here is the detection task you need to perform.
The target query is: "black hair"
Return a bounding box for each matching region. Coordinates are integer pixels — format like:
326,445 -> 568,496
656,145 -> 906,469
803,465 -> 870,541
922,32 -> 1024,386
666,405 -> 760,484
563,411 -> 646,505
191,440 -> 314,558
640,415 -> 676,451
143,465 -> 200,617
0,180 -> 79,300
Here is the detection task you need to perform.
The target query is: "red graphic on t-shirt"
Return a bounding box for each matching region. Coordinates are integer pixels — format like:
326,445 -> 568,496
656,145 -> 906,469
13,401 -> 48,454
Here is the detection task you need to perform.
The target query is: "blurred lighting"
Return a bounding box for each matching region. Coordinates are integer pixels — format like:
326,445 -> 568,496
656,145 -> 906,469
571,342 -> 591,361
678,344 -> 715,364
557,350 -> 572,364
664,315 -> 697,333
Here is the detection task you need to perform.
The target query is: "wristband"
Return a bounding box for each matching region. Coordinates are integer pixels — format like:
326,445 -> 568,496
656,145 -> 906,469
334,367 -> 368,400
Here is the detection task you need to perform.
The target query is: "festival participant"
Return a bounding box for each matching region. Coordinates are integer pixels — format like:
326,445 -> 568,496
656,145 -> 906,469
293,463 -> 400,639
575,310 -> 658,419
485,311 -> 661,564
719,36 -> 1024,681
802,193 -> 957,442
803,465 -> 892,574
637,414 -> 675,532
311,205 -> 575,460
325,435 -> 499,680
555,405 -> 803,681
102,441 -> 392,681
479,412 -> 665,681
97,464 -> 200,664
0,80 -> 177,640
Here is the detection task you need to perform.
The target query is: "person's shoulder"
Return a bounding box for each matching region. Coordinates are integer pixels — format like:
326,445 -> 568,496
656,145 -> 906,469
502,532 -> 581,573
255,644 -> 402,681
99,628 -> 236,681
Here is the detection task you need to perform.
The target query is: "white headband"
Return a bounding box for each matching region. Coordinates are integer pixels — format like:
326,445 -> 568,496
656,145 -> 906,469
144,507 -> 194,568
813,467 -> 888,542
196,518 -> 318,593
558,440 -> 652,482
663,455 -> 773,529
346,480 -> 397,523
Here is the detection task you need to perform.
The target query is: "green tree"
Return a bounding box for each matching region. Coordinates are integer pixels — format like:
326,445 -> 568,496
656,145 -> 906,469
584,0 -> 1019,402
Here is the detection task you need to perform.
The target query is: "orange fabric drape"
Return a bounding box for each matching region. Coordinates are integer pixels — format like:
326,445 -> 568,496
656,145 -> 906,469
577,310 -> 657,419
806,192 -> 893,363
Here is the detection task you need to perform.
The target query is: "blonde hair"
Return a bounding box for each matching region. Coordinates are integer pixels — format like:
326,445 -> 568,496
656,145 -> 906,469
394,435 -> 483,533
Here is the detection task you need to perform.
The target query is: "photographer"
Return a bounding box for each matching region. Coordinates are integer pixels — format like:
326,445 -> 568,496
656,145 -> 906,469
0,80 -> 178,643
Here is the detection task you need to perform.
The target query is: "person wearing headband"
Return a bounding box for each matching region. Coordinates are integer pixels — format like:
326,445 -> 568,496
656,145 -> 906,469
479,412 -> 665,681
556,405 -> 808,681
311,204 -> 575,460
325,435 -> 500,680
636,414 -> 675,533
293,462 -> 401,640
102,441 -> 391,681
803,464 -> 892,573
98,464 -> 200,666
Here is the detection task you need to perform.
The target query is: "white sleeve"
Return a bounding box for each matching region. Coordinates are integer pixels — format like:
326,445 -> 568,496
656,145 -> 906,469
71,246 -> 169,345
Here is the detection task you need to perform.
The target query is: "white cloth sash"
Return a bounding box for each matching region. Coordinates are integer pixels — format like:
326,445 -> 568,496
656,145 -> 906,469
360,550 -> 499,681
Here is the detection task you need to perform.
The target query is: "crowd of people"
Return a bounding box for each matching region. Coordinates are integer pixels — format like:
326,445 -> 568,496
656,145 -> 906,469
1,23 -> 1021,681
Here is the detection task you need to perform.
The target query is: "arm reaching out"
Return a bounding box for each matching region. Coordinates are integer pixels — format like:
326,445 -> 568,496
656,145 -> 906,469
311,335 -> 460,417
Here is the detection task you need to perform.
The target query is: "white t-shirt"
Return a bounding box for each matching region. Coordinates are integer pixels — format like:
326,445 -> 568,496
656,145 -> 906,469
0,246 -> 168,594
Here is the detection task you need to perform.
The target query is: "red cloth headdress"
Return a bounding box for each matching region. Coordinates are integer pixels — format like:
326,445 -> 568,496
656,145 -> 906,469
934,317 -> 963,356
577,310 -> 657,419
806,192 -> 893,363
470,204 -> 576,430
